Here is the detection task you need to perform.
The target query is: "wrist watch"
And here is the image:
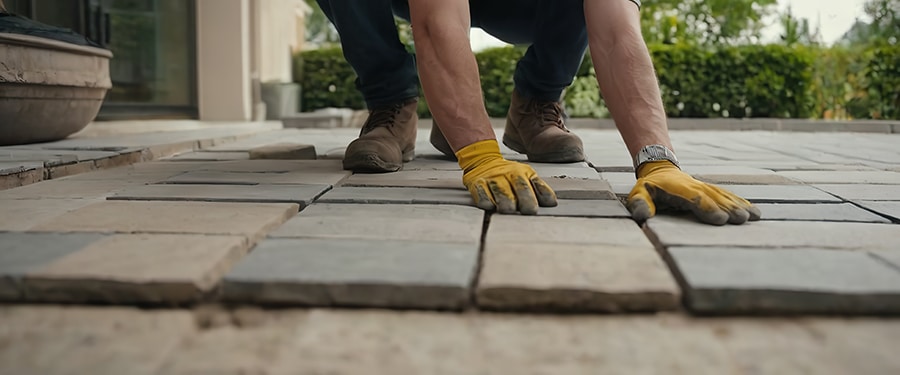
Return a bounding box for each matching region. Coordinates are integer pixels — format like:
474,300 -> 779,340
633,144 -> 679,171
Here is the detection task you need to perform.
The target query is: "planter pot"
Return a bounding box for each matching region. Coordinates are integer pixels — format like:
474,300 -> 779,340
0,32 -> 112,146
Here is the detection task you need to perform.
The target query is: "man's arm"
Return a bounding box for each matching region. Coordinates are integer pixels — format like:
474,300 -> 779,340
408,0 -> 557,215
585,0 -> 760,225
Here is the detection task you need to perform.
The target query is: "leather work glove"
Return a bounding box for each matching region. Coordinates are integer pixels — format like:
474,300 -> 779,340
456,140 -> 557,215
627,161 -> 761,225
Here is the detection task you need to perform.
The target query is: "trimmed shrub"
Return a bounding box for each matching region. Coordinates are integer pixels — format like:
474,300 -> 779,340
295,47 -> 365,112
864,45 -> 900,119
475,46 -> 526,117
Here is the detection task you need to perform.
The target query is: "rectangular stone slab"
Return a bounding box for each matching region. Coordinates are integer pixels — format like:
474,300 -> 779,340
535,199 -> 630,218
163,170 -> 350,186
545,178 -> 617,200
0,198 -> 102,231
318,187 -> 474,206
477,243 -> 680,312
854,201 -> 900,222
109,184 -> 330,207
716,185 -> 842,203
270,204 -> 483,245
32,201 -> 298,243
777,171 -> 900,184
645,216 -> 900,250
487,216 -> 652,247
755,203 -> 891,223
222,238 -> 479,309
341,170 -> 464,190
669,247 -> 900,314
0,233 -> 104,300
165,151 -> 250,161
24,234 -> 248,304
815,184 -> 900,201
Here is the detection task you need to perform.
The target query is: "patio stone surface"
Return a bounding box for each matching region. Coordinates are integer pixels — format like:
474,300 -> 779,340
164,151 -> 250,161
223,238 -> 479,309
109,183 -> 330,207
814,184 -> 900,201
855,201 -> 900,222
24,234 -> 248,304
270,203 -> 483,245
162,169 -> 350,186
670,247 -> 900,314
319,186 -> 475,206
534,199 -> 630,218
341,169 -> 465,189
755,203 -> 892,223
248,143 -> 317,160
716,184 -> 843,203
0,233 -> 105,300
0,198 -> 103,231
778,170 -> 900,184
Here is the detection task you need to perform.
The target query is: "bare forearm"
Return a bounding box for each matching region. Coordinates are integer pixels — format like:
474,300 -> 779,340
409,0 -> 495,152
586,0 -> 672,158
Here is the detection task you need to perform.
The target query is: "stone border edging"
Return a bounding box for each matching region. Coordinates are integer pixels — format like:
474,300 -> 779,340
564,118 -> 900,133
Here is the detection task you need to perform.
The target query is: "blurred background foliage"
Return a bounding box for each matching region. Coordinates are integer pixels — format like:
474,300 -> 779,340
297,0 -> 898,120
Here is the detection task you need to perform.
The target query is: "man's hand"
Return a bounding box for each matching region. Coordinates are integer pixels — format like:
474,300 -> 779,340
627,161 -> 761,225
456,140 -> 557,215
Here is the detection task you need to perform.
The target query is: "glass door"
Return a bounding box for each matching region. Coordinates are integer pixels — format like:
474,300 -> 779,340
3,0 -> 198,119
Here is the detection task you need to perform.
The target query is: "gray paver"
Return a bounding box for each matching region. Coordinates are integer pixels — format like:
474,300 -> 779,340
271,204 -> 483,245
31,201 -> 298,243
778,171 -> 900,184
223,238 -> 479,309
545,178 -> 617,199
814,184 -> 900,201
24,234 -> 248,304
855,201 -> 900,222
110,183 -> 330,207
528,163 -> 601,180
535,199 -> 630,218
669,247 -> 900,314
646,216 -> 900,250
477,243 -> 680,312
718,185 -> 842,203
0,233 -> 104,300
318,186 -> 475,206
341,170 -> 464,190
165,151 -> 250,161
755,203 -> 892,223
488,216 -> 653,247
163,170 -> 350,186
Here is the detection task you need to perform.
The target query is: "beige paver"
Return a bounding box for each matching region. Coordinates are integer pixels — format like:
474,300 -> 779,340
0,305 -> 195,375
487,216 -> 653,247
0,198 -> 102,231
25,234 -> 248,304
249,143 -> 317,160
0,178 -> 140,199
31,200 -> 298,242
478,243 -> 680,312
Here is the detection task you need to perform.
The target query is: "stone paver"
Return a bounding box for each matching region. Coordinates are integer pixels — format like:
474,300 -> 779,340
0,178 -> 141,199
248,143 -> 317,160
778,171 -> 900,184
755,203 -> 892,223
109,183 -> 330,207
271,204 -> 483,245
717,184 -> 843,203
0,233 -> 104,300
545,177 -> 617,199
0,198 -> 103,231
162,169 -> 350,186
816,184 -> 900,201
535,199 -> 630,218
223,238 -> 479,309
0,306 -> 195,375
476,215 -> 677,312
165,151 -> 250,161
670,247 -> 900,314
31,201 -> 298,243
645,216 -> 900,250
341,170 -> 464,190
157,309 -> 900,375
24,234 -> 248,304
319,186 -> 474,206
855,201 -> 900,222
527,163 -> 601,180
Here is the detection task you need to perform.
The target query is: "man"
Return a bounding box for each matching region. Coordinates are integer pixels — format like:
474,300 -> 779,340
315,0 -> 588,173
406,0 -> 760,225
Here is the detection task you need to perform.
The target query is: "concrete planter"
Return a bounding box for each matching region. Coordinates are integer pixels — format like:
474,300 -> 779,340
0,32 -> 112,146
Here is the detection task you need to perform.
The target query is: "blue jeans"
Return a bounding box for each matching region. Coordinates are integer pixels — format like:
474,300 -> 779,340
315,0 -> 588,108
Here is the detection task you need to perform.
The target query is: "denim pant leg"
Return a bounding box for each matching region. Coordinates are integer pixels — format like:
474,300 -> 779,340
471,0 -> 588,102
316,0 -> 419,108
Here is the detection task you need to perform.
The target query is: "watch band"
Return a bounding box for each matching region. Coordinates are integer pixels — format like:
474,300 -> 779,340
633,144 -> 679,171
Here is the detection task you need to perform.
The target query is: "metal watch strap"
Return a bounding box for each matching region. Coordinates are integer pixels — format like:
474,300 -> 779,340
633,144 -> 679,171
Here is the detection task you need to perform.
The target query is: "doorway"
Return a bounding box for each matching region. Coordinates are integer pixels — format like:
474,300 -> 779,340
3,0 -> 198,119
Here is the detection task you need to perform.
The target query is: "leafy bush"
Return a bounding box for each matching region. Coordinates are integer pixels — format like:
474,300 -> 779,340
864,45 -> 900,119
295,48 -> 365,112
474,46 -> 525,117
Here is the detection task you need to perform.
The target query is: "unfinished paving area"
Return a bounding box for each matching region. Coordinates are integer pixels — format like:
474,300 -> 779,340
1,121 -> 899,373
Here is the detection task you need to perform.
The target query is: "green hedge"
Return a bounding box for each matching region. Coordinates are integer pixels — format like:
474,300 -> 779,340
299,44 -> 900,120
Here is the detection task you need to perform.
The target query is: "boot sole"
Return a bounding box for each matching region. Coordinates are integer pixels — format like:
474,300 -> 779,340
502,134 -> 585,163
343,149 -> 415,173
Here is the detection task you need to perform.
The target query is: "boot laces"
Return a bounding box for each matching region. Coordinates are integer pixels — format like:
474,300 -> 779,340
535,101 -> 568,130
361,103 -> 402,134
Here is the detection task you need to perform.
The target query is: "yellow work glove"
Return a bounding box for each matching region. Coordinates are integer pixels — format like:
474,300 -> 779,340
627,161 -> 761,225
456,140 -> 557,215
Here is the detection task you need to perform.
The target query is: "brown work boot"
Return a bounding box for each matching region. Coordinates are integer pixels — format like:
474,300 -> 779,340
502,90 -> 585,163
342,98 -> 418,173
428,120 -> 456,159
